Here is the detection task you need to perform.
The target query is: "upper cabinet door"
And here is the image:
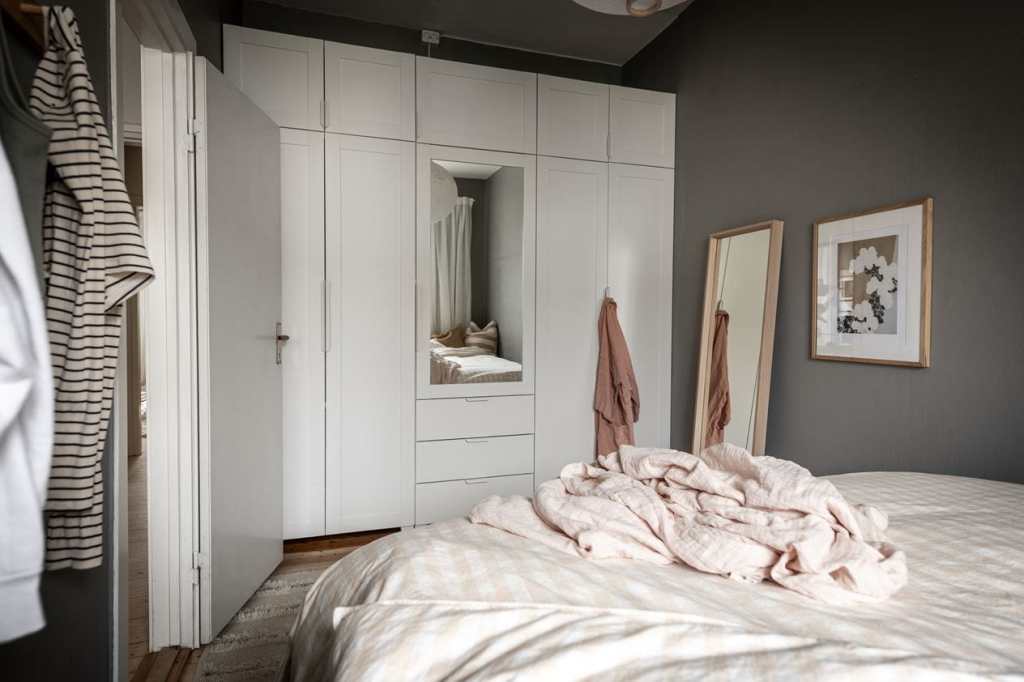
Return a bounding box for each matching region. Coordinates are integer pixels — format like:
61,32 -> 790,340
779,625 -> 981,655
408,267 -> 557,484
223,25 -> 324,131
416,57 -> 537,154
324,42 -> 415,141
537,75 -> 609,162
609,85 -> 676,168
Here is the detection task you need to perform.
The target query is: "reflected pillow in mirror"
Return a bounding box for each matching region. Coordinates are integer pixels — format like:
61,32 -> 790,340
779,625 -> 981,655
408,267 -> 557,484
434,325 -> 466,348
465,321 -> 498,355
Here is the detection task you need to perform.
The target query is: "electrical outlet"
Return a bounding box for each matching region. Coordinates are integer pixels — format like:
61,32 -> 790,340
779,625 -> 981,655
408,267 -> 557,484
421,29 -> 440,45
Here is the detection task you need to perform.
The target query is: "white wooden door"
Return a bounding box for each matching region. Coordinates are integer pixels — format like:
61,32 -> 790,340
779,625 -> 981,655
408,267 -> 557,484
280,130 -> 326,539
538,75 -> 609,162
194,59 -> 282,641
222,24 -> 324,131
416,57 -> 537,153
325,134 -> 414,534
535,157 -> 608,484
324,41 -> 414,140
608,163 -> 674,449
609,86 -> 676,168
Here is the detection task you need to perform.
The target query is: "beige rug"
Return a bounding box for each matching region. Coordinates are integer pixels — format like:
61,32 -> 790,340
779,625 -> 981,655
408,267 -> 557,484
197,549 -> 355,681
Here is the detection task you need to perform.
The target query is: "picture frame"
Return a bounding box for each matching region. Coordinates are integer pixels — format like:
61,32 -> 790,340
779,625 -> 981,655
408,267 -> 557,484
811,198 -> 933,367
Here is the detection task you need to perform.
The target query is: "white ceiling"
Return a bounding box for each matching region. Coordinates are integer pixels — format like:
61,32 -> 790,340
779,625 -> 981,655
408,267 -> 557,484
261,0 -> 691,65
435,160 -> 500,181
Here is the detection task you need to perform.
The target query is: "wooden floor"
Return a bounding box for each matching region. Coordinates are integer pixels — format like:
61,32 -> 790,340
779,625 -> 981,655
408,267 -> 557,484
127,452 -> 149,679
131,530 -> 393,681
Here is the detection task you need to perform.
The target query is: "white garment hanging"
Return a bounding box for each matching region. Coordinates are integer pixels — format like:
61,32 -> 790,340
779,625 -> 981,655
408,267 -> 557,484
0,143 -> 53,642
31,6 -> 154,570
431,196 -> 474,334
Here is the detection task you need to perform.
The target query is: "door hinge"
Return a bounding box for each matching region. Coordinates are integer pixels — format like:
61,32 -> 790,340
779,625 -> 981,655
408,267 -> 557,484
188,118 -> 201,136
192,550 -> 209,579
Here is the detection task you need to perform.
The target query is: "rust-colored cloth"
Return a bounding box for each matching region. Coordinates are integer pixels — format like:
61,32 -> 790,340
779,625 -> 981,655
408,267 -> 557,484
594,297 -> 640,457
705,310 -> 731,447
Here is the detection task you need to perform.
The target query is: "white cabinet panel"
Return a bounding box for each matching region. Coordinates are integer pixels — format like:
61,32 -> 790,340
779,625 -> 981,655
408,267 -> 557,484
325,42 -> 415,140
416,57 -> 537,153
535,157 -> 608,484
416,396 -> 535,441
325,134 -> 415,533
223,25 -> 323,131
280,130 -> 325,540
416,435 -> 534,483
416,474 -> 534,526
608,164 -> 674,449
538,75 -> 609,162
609,86 -> 675,168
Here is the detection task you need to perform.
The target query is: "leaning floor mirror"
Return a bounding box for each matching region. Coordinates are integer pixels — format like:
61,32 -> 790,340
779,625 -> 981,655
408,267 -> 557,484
693,220 -> 784,455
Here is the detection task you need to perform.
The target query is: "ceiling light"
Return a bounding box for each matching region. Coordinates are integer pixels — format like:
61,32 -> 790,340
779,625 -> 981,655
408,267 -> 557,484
572,0 -> 688,16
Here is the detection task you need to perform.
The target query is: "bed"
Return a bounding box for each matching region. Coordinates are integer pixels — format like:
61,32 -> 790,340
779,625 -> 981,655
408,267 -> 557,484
429,341 -> 522,384
290,472 -> 1024,680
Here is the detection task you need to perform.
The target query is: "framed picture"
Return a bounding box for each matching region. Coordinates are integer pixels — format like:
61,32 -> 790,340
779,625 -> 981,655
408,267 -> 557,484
812,198 -> 933,367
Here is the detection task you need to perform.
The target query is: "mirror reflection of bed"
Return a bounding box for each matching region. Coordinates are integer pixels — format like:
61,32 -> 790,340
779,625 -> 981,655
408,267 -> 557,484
429,160 -> 524,384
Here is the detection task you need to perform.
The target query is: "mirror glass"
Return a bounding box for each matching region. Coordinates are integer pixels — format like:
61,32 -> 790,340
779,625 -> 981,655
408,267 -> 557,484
695,222 -> 782,455
427,160 -> 524,385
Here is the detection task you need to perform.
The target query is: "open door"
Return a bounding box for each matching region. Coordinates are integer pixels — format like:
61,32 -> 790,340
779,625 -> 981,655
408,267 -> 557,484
194,57 -> 283,642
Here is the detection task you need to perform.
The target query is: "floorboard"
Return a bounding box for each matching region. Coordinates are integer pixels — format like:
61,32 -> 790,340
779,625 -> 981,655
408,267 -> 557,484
134,535 -> 378,680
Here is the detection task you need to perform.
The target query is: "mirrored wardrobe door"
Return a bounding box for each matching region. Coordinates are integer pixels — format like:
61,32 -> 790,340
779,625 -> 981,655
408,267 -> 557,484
416,144 -> 536,398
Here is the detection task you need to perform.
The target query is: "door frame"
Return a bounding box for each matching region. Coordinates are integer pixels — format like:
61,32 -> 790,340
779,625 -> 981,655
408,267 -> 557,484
113,1 -> 201,671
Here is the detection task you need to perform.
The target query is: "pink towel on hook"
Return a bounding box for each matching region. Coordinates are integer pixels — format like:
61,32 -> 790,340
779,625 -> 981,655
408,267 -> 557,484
594,297 -> 639,457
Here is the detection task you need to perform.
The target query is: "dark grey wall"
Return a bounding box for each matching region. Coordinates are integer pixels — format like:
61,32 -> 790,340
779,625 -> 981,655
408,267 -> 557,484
484,167 -> 525,363
177,0 -> 241,70
623,0 -> 1024,482
229,0 -> 622,83
0,4 -> 115,680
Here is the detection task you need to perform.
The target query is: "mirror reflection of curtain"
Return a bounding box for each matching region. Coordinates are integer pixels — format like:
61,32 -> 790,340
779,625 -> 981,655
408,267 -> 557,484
432,196 -> 475,334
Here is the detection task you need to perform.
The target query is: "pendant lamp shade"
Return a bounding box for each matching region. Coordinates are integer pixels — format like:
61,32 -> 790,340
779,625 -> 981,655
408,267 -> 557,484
572,0 -> 687,16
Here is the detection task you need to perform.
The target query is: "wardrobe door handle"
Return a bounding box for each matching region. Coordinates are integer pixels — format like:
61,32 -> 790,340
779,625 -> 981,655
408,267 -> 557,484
464,439 -> 489,445
464,479 -> 490,486
464,397 -> 489,403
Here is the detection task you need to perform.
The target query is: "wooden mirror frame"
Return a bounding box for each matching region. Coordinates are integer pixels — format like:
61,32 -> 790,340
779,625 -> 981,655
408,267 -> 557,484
692,220 -> 784,456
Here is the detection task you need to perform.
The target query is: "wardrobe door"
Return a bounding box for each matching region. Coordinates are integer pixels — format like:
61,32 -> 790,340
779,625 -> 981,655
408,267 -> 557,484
324,42 -> 415,140
608,164 -> 674,449
416,57 -> 537,153
280,129 -> 326,540
537,75 -> 609,162
609,86 -> 676,168
325,134 -> 415,533
535,157 -> 608,484
223,25 -> 324,131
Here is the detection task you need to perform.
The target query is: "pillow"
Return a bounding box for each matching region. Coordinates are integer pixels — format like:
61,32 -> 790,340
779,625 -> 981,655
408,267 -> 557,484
434,325 -> 466,348
465,321 -> 498,355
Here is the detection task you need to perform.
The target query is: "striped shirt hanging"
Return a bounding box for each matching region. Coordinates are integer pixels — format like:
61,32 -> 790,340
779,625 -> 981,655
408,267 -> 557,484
30,6 -> 155,570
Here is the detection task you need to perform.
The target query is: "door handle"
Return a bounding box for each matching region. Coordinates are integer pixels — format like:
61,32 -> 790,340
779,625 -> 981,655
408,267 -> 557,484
275,322 -> 289,365
464,479 -> 490,486
464,439 -> 490,445
464,397 -> 490,403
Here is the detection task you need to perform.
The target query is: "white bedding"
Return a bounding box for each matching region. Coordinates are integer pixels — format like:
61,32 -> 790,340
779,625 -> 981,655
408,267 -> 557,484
290,472 -> 1024,680
429,344 -> 522,384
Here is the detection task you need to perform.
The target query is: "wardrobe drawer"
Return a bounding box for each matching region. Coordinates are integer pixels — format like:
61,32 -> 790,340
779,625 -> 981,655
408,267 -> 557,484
415,474 -> 534,525
416,396 -> 534,441
417,435 -> 533,483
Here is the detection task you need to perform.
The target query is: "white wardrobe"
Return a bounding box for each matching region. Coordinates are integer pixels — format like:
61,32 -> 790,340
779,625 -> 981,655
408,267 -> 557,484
224,25 -> 675,538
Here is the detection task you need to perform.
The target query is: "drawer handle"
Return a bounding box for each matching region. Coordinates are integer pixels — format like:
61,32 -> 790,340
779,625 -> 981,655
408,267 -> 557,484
464,438 -> 489,444
464,397 -> 490,403
464,479 -> 491,485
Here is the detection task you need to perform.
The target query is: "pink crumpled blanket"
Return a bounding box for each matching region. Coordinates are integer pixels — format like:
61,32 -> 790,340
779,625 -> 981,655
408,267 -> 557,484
470,444 -> 907,605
